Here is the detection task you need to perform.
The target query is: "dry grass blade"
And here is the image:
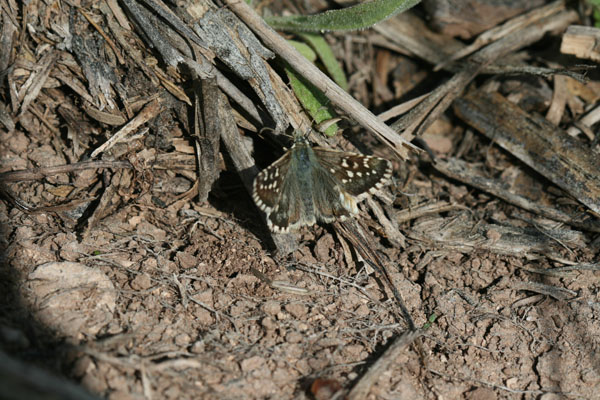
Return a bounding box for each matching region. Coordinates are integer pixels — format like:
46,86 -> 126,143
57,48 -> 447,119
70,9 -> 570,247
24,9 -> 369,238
348,329 -> 422,399
224,0 -> 418,159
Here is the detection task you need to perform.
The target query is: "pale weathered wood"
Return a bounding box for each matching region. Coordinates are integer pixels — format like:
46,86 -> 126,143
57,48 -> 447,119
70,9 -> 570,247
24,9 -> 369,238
408,212 -> 587,257
216,80 -> 298,255
224,0 -> 417,160
560,25 -> 600,62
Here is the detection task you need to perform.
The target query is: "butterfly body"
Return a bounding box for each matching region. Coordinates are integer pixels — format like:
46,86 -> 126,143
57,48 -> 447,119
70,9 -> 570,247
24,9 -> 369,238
253,135 -> 392,233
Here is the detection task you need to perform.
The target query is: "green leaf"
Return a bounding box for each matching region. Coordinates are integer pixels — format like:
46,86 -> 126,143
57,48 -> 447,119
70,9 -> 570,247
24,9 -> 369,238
299,33 -> 347,91
284,64 -> 338,137
265,0 -> 421,32
421,313 -> 438,330
287,40 -> 317,61
587,0 -> 600,27
594,7 -> 600,28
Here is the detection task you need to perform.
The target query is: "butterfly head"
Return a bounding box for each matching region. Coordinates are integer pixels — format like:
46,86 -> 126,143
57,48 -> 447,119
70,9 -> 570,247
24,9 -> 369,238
291,128 -> 312,145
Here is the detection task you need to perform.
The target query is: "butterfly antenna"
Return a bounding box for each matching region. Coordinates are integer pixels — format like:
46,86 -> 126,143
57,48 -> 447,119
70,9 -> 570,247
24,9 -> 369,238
302,128 -> 312,140
258,126 -> 276,139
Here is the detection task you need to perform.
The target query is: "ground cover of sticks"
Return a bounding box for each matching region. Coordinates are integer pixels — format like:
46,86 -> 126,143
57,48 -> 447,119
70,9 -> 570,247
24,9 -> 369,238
1,0 -> 599,399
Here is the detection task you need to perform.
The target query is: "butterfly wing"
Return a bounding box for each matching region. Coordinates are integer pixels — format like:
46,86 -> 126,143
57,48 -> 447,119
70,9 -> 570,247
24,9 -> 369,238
252,151 -> 291,213
252,150 -> 313,233
312,147 -> 392,201
266,172 -> 308,233
310,162 -> 354,223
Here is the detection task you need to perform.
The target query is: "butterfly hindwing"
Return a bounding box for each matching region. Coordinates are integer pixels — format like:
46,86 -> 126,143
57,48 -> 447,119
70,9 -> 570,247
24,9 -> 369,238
311,162 -> 354,223
252,151 -> 291,213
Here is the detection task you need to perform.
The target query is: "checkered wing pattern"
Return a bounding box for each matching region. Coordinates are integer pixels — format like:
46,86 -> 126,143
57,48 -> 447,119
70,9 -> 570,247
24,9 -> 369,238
312,147 -> 392,201
252,138 -> 393,233
252,151 -> 307,233
252,152 -> 291,213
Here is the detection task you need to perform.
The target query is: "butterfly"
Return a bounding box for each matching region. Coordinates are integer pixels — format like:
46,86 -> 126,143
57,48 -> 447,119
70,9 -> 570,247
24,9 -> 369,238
252,133 -> 392,232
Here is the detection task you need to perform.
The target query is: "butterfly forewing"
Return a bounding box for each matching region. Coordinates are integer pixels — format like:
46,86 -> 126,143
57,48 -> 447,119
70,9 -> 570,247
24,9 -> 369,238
264,165 -> 310,233
252,151 -> 291,212
312,148 -> 392,200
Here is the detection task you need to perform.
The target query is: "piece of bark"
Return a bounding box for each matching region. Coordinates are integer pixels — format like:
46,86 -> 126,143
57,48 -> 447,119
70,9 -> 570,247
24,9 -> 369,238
190,6 -> 287,132
0,101 -> 15,132
101,2 -> 160,87
366,197 -> 406,248
18,51 -> 57,117
395,200 -> 462,223
567,103 -> 600,140
0,10 -> 18,74
193,78 -> 221,202
545,75 -> 569,125
71,30 -> 119,110
91,98 -> 163,158
560,25 -> 600,62
79,168 -> 130,237
0,160 -> 132,182
81,102 -> 127,126
454,91 -> 600,216
514,282 -> 577,301
433,157 -> 600,233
